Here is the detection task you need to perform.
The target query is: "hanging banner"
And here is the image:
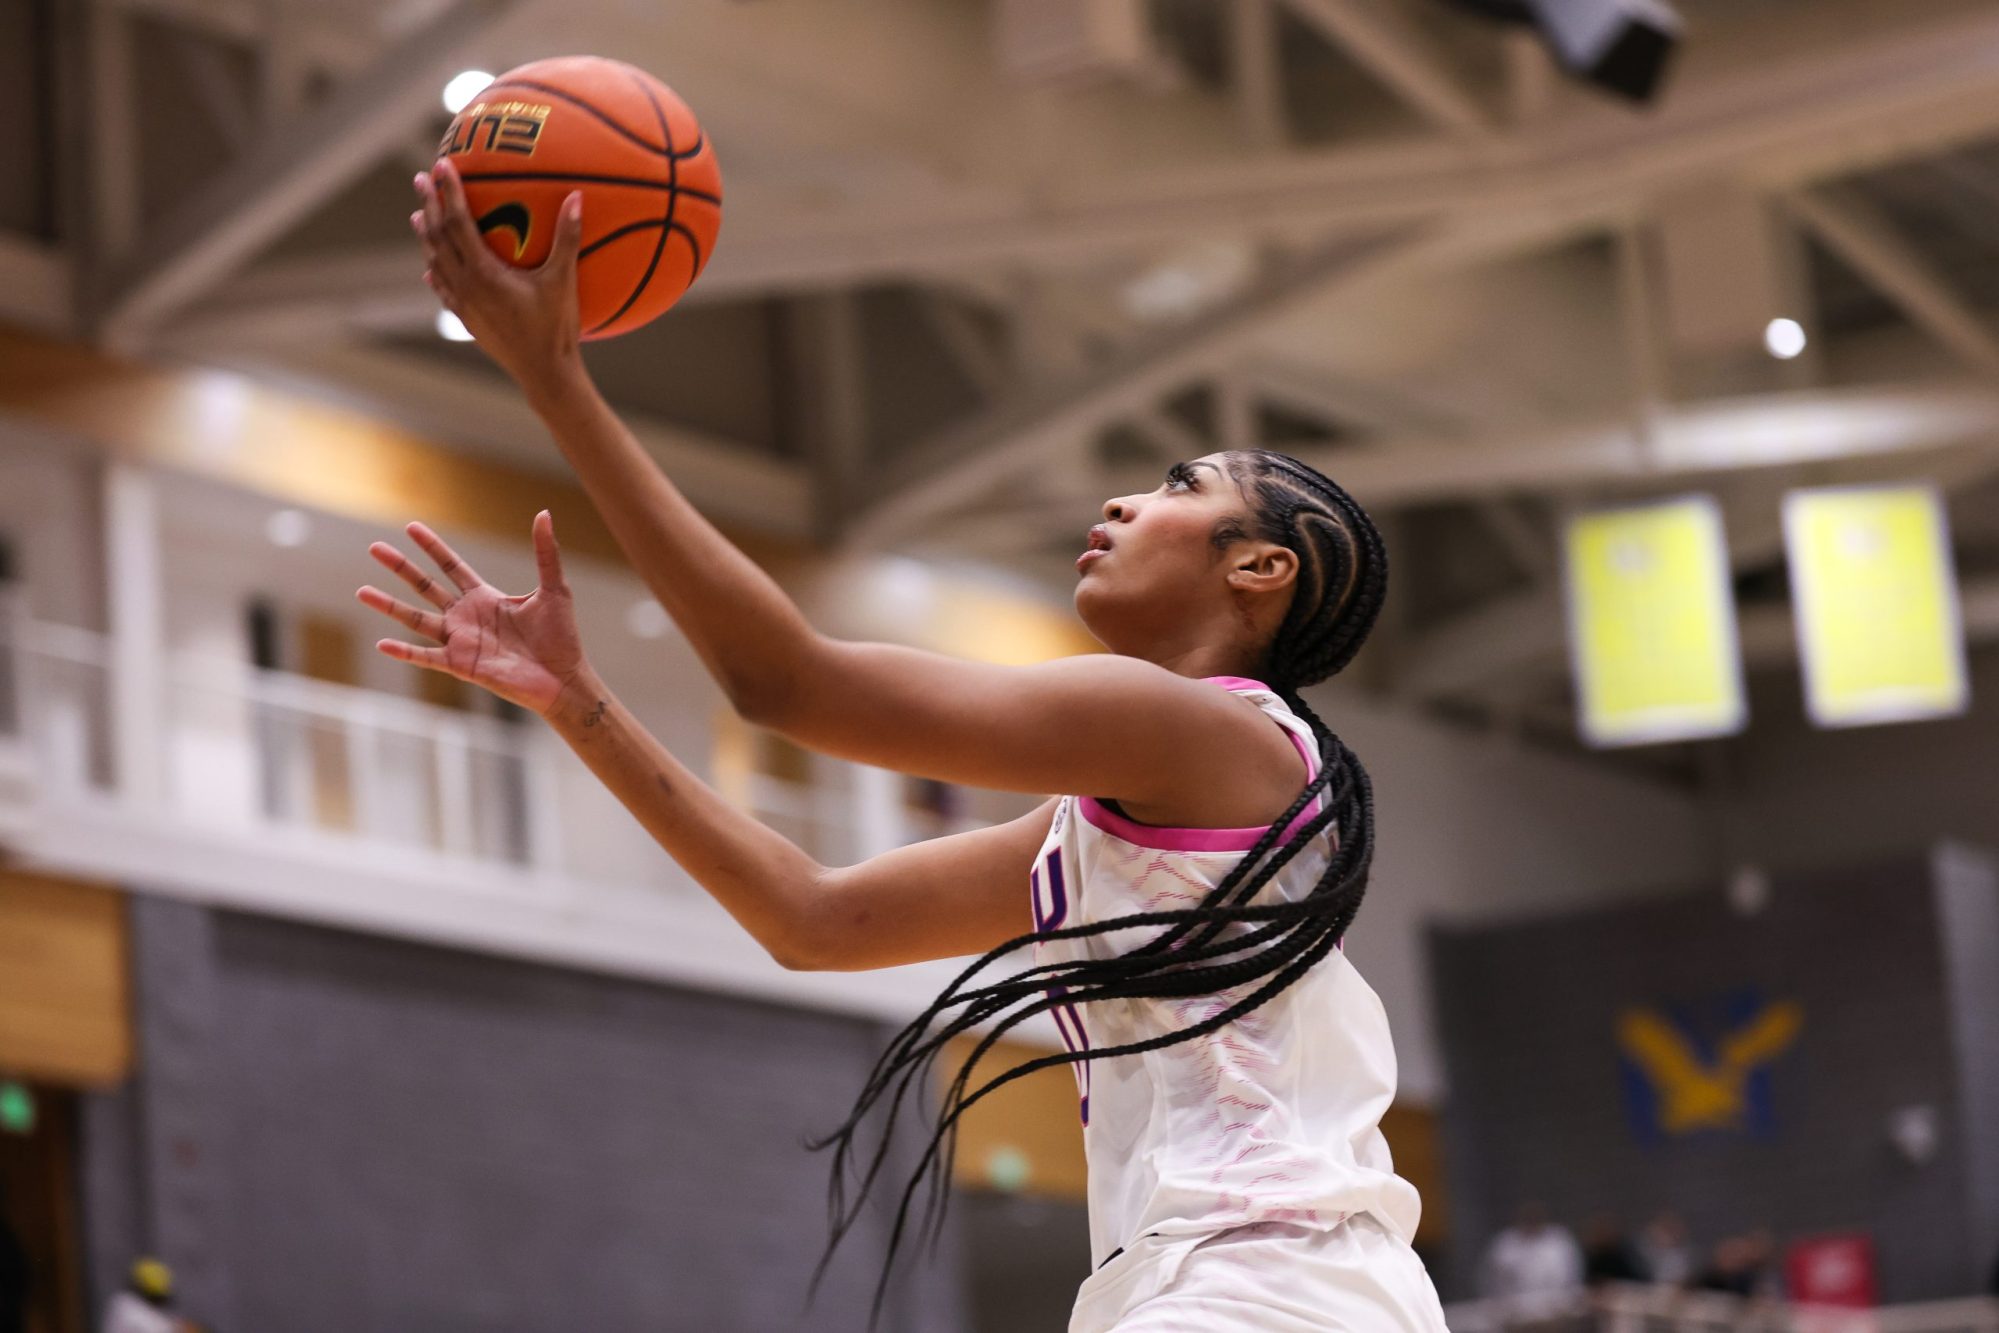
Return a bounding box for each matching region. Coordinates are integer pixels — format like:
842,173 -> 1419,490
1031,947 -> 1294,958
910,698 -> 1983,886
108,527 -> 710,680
1565,496 -> 1746,747
1784,485 -> 1967,728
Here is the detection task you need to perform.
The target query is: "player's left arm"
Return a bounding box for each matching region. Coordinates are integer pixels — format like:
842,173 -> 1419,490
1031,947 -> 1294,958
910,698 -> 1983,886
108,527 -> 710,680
359,515 -> 1048,971
537,673 -> 1054,970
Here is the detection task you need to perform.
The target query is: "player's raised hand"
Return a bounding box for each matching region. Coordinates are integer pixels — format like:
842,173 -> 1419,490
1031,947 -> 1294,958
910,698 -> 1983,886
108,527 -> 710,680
359,512 -> 588,717
412,157 -> 585,396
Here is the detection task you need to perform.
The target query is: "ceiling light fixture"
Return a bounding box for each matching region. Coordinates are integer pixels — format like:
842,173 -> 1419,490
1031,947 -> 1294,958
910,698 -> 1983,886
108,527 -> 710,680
443,70 -> 494,114
1765,317 -> 1807,361
266,509 -> 312,548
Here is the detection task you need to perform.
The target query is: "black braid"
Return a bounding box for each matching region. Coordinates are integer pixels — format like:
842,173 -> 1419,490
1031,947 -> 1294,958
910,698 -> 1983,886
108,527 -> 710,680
811,450 -> 1389,1323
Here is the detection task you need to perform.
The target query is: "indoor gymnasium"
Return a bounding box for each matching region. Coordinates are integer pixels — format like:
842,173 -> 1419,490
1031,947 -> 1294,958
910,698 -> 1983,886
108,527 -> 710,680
2,0 -> 1999,1330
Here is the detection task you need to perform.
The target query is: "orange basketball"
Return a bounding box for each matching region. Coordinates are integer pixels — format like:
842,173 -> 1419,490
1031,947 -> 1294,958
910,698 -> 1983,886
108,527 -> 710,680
437,55 -> 722,340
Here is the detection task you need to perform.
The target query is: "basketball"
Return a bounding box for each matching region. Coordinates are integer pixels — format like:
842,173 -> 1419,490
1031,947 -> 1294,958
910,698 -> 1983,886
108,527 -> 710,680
436,55 -> 722,340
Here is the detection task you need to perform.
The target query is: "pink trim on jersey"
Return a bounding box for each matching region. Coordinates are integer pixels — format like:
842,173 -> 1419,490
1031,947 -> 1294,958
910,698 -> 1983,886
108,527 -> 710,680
1201,675 -> 1273,694
1075,678 -> 1324,851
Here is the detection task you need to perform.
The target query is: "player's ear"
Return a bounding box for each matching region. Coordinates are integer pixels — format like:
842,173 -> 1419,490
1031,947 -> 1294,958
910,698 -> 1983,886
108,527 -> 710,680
1227,541 -> 1296,595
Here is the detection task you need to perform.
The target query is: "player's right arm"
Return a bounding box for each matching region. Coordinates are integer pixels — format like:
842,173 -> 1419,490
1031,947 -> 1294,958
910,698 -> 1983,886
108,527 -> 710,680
412,158 -> 841,729
411,162 -> 1305,829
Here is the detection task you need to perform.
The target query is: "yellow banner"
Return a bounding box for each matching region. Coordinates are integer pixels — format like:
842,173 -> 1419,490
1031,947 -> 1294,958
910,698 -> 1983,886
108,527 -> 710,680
1565,497 -> 1745,747
1784,485 -> 1967,728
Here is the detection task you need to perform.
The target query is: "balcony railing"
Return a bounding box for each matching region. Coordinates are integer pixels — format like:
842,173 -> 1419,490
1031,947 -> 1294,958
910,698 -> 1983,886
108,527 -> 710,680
0,611 -> 989,888
0,616 -> 554,866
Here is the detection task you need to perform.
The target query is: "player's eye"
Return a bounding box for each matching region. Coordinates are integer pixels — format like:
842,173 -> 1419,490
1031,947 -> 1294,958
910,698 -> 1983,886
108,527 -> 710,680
1164,462 -> 1197,491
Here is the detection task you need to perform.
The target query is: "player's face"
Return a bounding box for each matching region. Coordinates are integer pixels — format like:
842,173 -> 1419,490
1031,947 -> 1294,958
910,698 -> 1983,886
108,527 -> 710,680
1074,453 -> 1253,643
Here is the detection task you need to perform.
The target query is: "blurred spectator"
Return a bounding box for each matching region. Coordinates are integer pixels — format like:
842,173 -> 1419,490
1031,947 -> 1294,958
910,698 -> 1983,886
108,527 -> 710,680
1482,1201 -> 1584,1314
101,1258 -> 188,1333
0,1177 -> 25,1333
1638,1211 -> 1695,1288
1698,1230 -> 1782,1301
1581,1213 -> 1646,1286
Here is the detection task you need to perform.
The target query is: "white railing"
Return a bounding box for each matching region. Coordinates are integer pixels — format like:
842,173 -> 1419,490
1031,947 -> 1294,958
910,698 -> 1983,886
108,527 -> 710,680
0,617 -> 115,795
0,613 -> 971,882
173,654 -> 554,867
0,616 -> 556,868
1446,1288 -> 1999,1333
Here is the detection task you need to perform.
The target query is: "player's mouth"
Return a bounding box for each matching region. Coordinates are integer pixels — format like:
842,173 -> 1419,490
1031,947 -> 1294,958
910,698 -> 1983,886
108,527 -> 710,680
1076,525 -> 1113,572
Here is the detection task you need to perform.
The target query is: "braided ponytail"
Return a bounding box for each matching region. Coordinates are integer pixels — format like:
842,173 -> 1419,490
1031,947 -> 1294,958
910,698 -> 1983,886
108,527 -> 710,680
813,450 -> 1388,1322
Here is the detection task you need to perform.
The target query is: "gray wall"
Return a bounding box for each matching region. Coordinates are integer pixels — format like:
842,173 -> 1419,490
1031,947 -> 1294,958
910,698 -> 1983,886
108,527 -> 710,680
1938,845 -> 1999,1286
1726,656 -> 1999,873
1431,851 -> 1991,1303
83,896 -> 968,1333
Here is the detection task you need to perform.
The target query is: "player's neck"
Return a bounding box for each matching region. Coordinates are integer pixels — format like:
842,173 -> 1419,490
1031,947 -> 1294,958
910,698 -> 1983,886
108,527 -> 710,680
1141,642 -> 1266,683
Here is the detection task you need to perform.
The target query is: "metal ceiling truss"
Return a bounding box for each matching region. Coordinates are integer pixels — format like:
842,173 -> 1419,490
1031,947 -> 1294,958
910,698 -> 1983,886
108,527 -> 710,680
10,0 -> 1999,719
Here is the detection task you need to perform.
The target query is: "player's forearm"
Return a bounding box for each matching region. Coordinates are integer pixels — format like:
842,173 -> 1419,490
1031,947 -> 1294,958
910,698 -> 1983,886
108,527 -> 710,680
542,665 -> 830,967
520,361 -> 828,718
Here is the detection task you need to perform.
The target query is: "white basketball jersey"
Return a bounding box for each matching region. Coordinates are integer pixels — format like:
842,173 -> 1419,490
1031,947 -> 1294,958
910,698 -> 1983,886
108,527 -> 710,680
1028,677 -> 1422,1268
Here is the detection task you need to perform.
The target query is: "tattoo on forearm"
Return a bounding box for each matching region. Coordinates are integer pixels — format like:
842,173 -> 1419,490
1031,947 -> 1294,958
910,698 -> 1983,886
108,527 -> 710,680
582,699 -> 608,727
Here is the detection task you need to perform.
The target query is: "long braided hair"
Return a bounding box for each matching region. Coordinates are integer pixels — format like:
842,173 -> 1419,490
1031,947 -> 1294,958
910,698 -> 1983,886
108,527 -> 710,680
811,450 -> 1389,1318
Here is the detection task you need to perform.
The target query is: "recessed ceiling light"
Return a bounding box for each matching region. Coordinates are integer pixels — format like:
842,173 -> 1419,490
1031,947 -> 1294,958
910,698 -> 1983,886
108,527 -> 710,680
266,509 -> 311,548
626,599 -> 672,640
1764,317 -> 1807,361
443,70 -> 494,114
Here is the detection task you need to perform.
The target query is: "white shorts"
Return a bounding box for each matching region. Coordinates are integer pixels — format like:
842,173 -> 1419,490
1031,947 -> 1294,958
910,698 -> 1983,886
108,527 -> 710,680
1068,1214 -> 1450,1333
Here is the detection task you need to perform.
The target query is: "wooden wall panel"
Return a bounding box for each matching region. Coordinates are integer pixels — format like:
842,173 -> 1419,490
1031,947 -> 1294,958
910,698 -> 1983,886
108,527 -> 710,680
297,614 -> 359,830
0,873 -> 131,1086
0,326 -> 796,573
1381,1100 -> 1449,1247
945,1035 -> 1089,1203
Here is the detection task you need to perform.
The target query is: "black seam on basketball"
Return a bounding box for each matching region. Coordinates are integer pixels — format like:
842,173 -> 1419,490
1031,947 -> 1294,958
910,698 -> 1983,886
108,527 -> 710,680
455,170 -> 718,207
670,220 -> 707,276
576,220 -> 707,275
479,79 -> 710,161
578,220 -> 657,260
587,71 -> 677,336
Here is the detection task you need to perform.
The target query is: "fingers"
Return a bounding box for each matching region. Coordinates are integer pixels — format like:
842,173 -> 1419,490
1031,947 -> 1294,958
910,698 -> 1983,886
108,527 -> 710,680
531,509 -> 568,591
414,171 -> 467,273
405,521 -> 486,593
432,159 -> 494,275
545,192 -> 583,280
375,638 -> 452,673
368,541 -> 454,610
412,212 -> 452,295
356,585 -> 445,641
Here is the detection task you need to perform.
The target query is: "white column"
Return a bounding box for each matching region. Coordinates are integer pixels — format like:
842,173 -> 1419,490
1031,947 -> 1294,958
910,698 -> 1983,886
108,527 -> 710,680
433,718 -> 475,857
849,762 -> 907,861
522,729 -> 568,874
104,461 -> 168,807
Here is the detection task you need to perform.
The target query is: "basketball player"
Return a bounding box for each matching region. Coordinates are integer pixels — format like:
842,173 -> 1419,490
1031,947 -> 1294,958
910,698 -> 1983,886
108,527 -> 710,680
369,160 -> 1448,1331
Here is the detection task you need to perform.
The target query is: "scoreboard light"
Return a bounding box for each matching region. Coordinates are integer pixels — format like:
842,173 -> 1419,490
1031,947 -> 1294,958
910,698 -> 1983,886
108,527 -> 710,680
1564,495 -> 1746,747
1783,485 -> 1968,728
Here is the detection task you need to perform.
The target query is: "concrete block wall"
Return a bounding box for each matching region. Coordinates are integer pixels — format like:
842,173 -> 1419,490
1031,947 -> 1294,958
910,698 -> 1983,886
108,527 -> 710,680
83,896 -> 967,1333
1431,851 -> 1990,1303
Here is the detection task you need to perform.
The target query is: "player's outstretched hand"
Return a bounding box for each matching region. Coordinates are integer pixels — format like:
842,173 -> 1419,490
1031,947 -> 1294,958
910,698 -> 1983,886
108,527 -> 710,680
413,157 -> 584,398
359,511 -> 588,718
